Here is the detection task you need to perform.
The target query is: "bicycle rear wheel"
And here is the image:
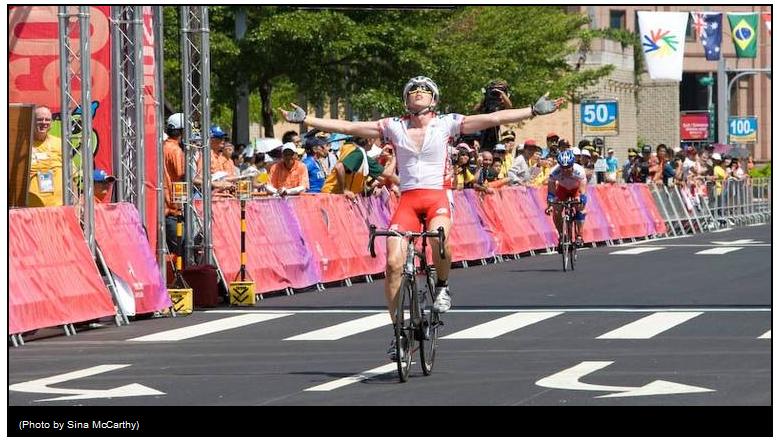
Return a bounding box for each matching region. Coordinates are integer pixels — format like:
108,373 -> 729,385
395,276 -> 415,382
569,220 -> 576,271
419,274 -> 438,376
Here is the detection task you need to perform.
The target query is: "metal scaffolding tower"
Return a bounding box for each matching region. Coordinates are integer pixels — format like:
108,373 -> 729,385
152,6 -> 167,281
110,6 -> 146,221
58,5 -> 95,255
180,6 -> 213,267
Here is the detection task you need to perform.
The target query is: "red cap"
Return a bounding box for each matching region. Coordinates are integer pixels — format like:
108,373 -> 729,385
523,139 -> 538,148
546,132 -> 559,139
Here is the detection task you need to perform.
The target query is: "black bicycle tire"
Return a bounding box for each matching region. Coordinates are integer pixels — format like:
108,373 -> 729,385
561,215 -> 569,272
396,276 -> 414,382
419,274 -> 438,375
569,218 -> 576,271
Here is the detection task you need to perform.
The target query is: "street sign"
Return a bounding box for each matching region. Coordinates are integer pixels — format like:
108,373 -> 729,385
728,116 -> 758,143
581,99 -> 619,136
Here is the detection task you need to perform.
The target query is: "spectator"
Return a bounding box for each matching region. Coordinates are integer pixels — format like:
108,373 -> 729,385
195,125 -> 234,195
242,154 -> 272,194
546,132 -> 560,155
711,152 -> 727,220
266,143 -> 309,196
622,149 -> 642,183
492,143 -> 508,178
730,157 -> 746,181
28,106 -> 65,207
508,138 -> 541,186
474,150 -> 504,194
282,130 -> 301,147
649,144 -> 668,184
162,113 -> 187,256
454,144 -> 476,190
636,145 -> 652,183
321,136 -> 385,200
605,148 -> 618,183
571,146 -> 582,164
301,137 -> 328,193
92,169 -> 116,203
580,148 -> 595,182
530,149 -> 553,186
500,130 -> 517,176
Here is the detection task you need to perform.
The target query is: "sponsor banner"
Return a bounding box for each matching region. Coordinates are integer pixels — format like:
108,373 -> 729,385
680,112 -> 710,141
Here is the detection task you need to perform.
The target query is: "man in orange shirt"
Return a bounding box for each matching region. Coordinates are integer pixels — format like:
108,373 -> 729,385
266,143 -> 309,196
163,113 -> 187,255
195,125 -> 234,195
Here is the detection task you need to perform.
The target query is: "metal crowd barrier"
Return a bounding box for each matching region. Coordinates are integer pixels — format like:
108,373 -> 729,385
648,177 -> 770,237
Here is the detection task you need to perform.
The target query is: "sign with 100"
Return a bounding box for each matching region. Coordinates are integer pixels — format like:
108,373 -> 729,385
581,99 -> 619,137
728,116 -> 757,144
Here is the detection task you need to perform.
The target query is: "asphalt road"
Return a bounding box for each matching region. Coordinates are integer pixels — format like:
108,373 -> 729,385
7,224 -> 772,435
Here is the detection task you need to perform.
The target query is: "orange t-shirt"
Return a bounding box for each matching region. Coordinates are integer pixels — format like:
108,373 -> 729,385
163,138 -> 186,216
269,160 -> 309,190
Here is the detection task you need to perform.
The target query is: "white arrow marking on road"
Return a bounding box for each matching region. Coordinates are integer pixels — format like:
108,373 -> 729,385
9,364 -> 164,402
535,361 -> 714,398
710,239 -> 762,245
695,247 -> 743,255
758,330 -> 771,339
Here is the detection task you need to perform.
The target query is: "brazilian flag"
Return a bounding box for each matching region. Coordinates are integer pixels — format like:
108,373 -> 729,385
727,13 -> 759,58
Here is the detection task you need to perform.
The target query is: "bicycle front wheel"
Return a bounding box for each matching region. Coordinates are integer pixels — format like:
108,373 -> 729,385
561,218 -> 570,272
395,276 -> 415,382
419,274 -> 438,376
569,220 -> 576,271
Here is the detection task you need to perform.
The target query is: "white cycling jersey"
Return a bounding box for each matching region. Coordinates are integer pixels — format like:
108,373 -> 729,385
378,113 -> 464,192
548,163 -> 587,190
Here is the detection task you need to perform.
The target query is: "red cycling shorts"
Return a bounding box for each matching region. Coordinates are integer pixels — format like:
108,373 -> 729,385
556,186 -> 580,201
390,189 -> 453,232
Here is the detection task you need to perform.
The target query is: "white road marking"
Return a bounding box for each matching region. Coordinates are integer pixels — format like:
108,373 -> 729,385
711,228 -> 732,233
695,247 -> 743,255
284,313 -> 390,341
129,313 -> 292,342
596,312 -> 703,339
203,307 -> 770,314
758,330 -> 771,339
536,361 -> 714,398
305,363 -> 396,392
9,365 -> 164,402
711,239 -> 762,245
442,312 -> 563,339
610,247 -> 665,255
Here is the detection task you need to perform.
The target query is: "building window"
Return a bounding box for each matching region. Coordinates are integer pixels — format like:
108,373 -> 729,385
610,10 -> 626,29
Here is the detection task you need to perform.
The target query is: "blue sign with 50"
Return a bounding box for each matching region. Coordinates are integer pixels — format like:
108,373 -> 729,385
581,99 -> 619,136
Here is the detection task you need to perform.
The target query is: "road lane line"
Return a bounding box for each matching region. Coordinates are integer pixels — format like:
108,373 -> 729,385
129,313 -> 292,342
610,247 -> 665,255
305,363 -> 396,392
758,330 -> 771,339
442,312 -> 563,339
596,312 -> 703,339
695,247 -> 743,255
284,313 -> 391,341
203,307 -> 770,314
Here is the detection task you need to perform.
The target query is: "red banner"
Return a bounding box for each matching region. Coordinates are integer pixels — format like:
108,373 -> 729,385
9,206 -> 116,334
680,112 -> 710,141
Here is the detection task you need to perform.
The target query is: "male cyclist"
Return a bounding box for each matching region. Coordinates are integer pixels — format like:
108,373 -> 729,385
546,148 -> 588,249
280,77 -> 563,360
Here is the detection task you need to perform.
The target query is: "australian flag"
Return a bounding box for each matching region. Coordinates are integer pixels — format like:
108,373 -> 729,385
692,12 -> 723,61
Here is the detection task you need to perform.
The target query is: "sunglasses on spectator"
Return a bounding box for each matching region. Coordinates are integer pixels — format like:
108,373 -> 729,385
408,85 -> 433,95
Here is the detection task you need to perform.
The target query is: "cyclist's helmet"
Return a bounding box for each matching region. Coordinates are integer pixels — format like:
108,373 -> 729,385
403,76 -> 440,113
557,149 -> 575,168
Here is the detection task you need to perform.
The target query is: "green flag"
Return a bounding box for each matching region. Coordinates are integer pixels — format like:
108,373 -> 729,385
727,13 -> 759,58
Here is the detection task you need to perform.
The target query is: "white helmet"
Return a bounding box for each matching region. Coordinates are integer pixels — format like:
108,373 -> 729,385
403,76 -> 440,114
166,112 -> 184,130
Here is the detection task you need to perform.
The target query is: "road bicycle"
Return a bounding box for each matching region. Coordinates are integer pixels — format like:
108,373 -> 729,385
368,219 -> 446,382
548,199 -> 582,272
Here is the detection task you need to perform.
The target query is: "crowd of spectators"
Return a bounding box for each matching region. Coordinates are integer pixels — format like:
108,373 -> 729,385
160,109 -> 760,219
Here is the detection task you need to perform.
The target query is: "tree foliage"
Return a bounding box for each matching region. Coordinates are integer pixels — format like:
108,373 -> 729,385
164,6 -> 617,137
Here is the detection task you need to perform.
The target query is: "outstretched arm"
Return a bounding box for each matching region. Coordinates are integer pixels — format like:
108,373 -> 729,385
279,103 -> 381,139
461,94 -> 565,135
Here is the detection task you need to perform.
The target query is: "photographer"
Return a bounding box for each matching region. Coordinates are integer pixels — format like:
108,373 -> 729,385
473,80 -> 513,151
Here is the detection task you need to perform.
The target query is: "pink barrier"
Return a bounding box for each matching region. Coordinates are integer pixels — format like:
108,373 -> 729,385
448,190 -> 497,261
470,190 -> 533,254
10,207 -> 116,334
94,203 -> 171,314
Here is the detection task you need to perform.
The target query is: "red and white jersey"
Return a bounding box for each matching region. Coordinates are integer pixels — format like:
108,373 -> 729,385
548,163 -> 587,190
378,113 -> 464,192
